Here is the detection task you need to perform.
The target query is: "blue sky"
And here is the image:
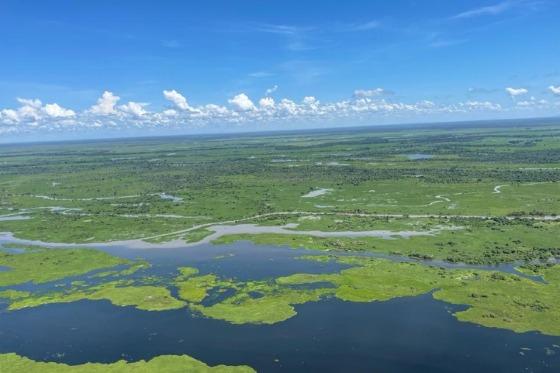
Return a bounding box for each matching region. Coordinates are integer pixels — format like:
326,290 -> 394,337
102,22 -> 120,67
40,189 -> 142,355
1,0 -> 559,141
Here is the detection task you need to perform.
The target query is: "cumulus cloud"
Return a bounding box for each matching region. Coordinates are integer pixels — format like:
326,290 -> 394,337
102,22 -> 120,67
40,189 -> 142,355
17,98 -> 42,108
302,96 -> 318,105
1,85 -> 558,137
0,109 -> 19,124
515,96 -> 548,108
458,101 -> 502,111
44,103 -> 76,118
228,93 -> 256,111
163,89 -> 191,110
276,98 -> 299,116
259,97 -> 275,109
119,102 -> 148,117
89,91 -> 120,115
0,98 -> 75,125
15,98 -> 43,122
505,87 -> 528,98
549,85 -> 560,96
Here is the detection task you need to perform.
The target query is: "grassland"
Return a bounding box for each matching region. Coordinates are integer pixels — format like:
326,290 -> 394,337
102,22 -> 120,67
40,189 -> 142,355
0,353 -> 255,372
214,217 -> 560,264
0,245 -> 130,286
1,122 -> 559,247
7,281 -> 186,312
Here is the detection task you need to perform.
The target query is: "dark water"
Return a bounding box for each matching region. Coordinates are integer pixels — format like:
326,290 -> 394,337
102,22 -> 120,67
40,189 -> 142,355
100,241 -> 348,281
0,241 -> 559,372
1,296 -> 559,372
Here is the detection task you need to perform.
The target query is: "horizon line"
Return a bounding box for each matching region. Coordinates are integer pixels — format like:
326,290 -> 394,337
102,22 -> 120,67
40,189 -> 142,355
1,115 -> 558,147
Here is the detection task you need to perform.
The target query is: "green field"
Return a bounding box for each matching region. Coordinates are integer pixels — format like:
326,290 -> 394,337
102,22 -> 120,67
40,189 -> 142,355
1,123 -> 559,242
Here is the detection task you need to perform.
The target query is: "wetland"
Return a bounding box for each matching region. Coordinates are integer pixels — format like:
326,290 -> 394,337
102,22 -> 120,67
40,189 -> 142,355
1,121 -> 560,371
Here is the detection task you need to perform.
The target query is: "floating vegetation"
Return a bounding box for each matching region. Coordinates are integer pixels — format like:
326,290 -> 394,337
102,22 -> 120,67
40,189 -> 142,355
0,353 -> 255,372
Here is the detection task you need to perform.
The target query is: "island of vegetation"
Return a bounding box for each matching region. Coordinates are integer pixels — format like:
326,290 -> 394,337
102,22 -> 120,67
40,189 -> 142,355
0,353 -> 255,373
2,244 -> 558,335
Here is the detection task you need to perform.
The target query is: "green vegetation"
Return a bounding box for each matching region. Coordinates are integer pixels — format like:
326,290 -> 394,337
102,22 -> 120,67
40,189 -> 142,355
280,256 -> 560,336
0,353 -> 255,373
192,283 -> 330,325
1,122 -> 559,339
92,261 -> 151,278
173,266 -> 225,303
1,123 -> 559,245
176,256 -> 560,334
277,256 -> 449,302
7,281 -> 186,312
173,267 -> 327,324
214,217 -> 560,265
433,269 -> 560,335
1,247 -> 559,335
183,228 -> 214,243
0,245 -> 129,286
0,289 -> 30,300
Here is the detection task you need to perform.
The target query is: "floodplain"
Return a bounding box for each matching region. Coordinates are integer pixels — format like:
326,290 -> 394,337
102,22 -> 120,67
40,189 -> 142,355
1,120 -> 560,372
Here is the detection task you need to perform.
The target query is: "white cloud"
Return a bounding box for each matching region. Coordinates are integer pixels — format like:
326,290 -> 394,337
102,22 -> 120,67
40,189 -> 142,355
2,86 -> 558,137
0,98 -> 75,125
259,97 -> 275,109
505,87 -> 528,97
89,91 -> 120,115
254,24 -> 307,36
549,85 -> 560,96
17,98 -> 42,108
162,109 -> 177,117
0,109 -> 19,124
265,85 -> 278,96
163,89 -> 191,111
44,103 -> 75,118
228,93 -> 256,111
15,98 -> 42,122
453,1 -> 513,19
516,96 -> 548,108
303,96 -> 318,105
119,102 -> 148,117
276,98 -> 299,116
459,101 -> 502,111
203,104 -> 229,116
452,0 -> 542,19
353,88 -> 386,98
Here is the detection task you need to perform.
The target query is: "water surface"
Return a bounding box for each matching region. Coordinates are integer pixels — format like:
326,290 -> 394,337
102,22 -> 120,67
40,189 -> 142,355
0,240 -> 559,372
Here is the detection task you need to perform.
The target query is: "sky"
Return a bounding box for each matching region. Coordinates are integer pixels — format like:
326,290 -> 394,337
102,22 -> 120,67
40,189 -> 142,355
0,0 -> 559,142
